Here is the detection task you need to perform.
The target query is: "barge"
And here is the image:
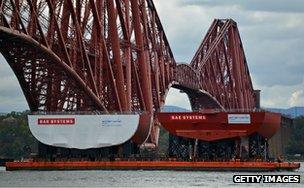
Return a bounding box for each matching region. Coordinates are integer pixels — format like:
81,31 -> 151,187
6,110 -> 298,171
6,160 -> 300,171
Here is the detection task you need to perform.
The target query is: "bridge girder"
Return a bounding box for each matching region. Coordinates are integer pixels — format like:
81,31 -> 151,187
0,1 -> 257,147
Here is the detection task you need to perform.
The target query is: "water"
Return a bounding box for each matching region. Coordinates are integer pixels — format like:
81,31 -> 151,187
0,164 -> 303,187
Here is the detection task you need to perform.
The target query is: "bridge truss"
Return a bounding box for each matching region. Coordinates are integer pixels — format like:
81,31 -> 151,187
0,0 -> 258,150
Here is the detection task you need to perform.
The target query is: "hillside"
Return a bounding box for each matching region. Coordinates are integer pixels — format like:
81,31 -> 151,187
266,107 -> 304,118
163,105 -> 304,118
162,105 -> 191,112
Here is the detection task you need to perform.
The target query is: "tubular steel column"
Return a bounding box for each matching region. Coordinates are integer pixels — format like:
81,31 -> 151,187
130,0 -> 153,113
0,0 -> 257,151
124,0 -> 132,111
107,0 -> 127,111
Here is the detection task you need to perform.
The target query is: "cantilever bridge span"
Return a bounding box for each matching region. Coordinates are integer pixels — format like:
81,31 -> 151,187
0,0 -> 258,148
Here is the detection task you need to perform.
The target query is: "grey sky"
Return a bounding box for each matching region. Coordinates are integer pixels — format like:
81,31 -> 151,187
0,0 -> 304,112
181,0 -> 304,13
157,0 -> 304,109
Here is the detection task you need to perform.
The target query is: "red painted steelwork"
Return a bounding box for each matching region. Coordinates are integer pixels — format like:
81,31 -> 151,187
6,161 -> 300,171
157,111 -> 281,141
0,1 -> 257,147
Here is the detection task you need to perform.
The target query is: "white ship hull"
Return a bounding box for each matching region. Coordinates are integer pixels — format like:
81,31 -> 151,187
28,114 -> 140,149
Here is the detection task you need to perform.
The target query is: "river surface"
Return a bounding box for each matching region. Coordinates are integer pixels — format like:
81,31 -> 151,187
0,163 -> 303,187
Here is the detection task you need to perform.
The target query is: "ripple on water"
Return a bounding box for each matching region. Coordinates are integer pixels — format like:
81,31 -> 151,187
0,163 -> 303,187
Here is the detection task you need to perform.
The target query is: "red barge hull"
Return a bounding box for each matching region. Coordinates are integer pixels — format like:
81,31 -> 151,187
157,111 -> 281,141
6,161 -> 300,171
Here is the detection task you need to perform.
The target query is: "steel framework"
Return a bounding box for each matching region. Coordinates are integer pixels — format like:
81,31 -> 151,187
0,0 -> 257,147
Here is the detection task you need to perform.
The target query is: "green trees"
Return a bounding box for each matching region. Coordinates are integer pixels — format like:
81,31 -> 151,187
286,116 -> 304,155
0,111 -> 303,159
0,111 -> 36,159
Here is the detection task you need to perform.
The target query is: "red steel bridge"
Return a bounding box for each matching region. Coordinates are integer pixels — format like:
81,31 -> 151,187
0,0 -> 266,159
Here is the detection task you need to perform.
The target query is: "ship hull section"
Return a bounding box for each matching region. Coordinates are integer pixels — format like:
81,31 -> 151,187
28,114 -> 140,149
157,111 -> 281,141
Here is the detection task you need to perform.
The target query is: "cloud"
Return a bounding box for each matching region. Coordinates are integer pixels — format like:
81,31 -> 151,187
154,0 -> 304,108
252,78 -> 304,108
179,0 -> 304,13
165,88 -> 191,110
0,55 -> 29,112
289,90 -> 304,106
156,0 -> 304,87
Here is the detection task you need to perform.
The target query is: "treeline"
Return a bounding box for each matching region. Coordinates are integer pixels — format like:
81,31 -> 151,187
0,111 -> 37,159
286,116 -> 304,155
0,111 -> 303,159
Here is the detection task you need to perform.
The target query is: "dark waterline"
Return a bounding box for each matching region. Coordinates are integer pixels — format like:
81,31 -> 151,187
0,164 -> 303,187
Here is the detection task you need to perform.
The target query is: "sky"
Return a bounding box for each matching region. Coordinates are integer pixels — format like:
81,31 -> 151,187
0,0 -> 304,112
158,0 -> 304,110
